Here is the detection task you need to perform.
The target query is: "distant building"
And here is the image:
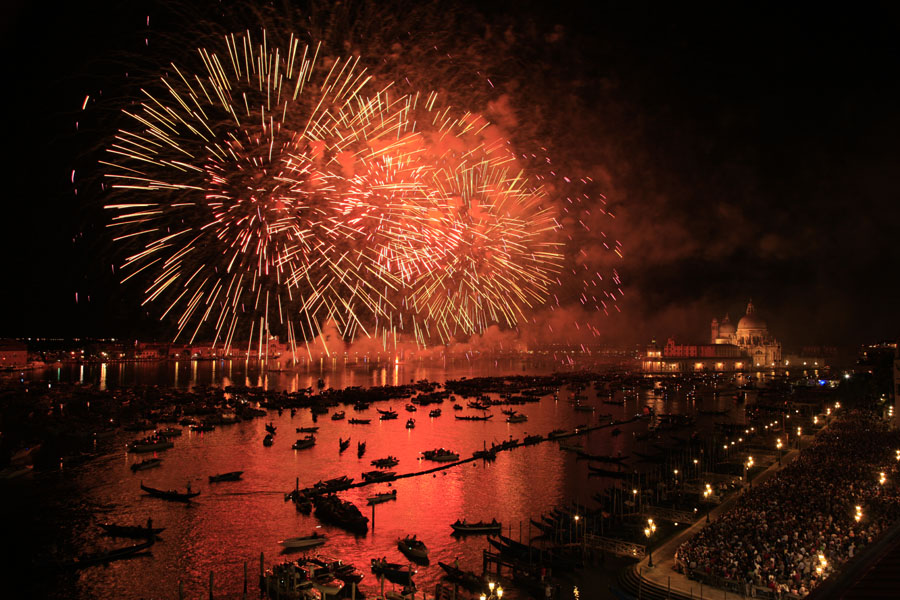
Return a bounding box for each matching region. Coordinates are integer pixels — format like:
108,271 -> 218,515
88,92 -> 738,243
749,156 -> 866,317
0,339 -> 28,369
643,299 -> 783,372
711,300 -> 782,368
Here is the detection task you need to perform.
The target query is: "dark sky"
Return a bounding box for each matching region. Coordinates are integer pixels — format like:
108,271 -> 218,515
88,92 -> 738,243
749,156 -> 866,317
2,1 -> 899,349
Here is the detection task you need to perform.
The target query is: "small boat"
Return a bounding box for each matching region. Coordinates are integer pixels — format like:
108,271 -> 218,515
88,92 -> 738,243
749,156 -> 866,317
429,408 -> 441,417
155,427 -> 182,438
523,434 -> 544,445
406,418 -> 416,429
339,437 -> 351,453
405,404 -> 417,412
307,556 -> 364,585
278,532 -> 327,549
140,482 -> 200,502
130,458 -> 162,472
423,448 -> 459,462
397,534 -> 429,561
361,470 -> 396,482
297,426 -> 319,433
357,441 -> 366,458
378,409 -> 399,420
265,423 -> 277,435
99,523 -> 164,539
292,435 -> 316,450
189,423 -> 215,432
367,490 -> 397,504
455,413 -> 493,421
506,414 -> 528,423
127,438 -> 174,453
450,519 -> 501,534
371,456 -> 399,468
452,404 -> 463,410
209,471 -> 243,483
263,434 -> 274,447
547,429 -> 567,439
438,561 -> 483,592
59,538 -> 155,569
371,558 -> 417,583
573,404 -> 595,412
348,418 -> 371,424
331,411 -> 346,421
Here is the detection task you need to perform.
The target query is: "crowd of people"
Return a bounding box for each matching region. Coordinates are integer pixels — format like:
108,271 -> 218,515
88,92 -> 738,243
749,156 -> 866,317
675,409 -> 900,598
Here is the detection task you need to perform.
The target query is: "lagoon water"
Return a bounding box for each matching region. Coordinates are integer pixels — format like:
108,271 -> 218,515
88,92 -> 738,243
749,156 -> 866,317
13,357 -> 740,599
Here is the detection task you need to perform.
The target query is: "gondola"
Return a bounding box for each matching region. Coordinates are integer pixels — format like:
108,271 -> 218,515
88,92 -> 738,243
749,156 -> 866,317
99,523 -> 165,539
357,441 -> 366,458
437,561 -> 484,592
209,470 -> 243,482
450,519 -> 501,534
58,538 -> 155,569
130,458 -> 162,472
348,418 -> 371,424
339,437 -> 351,453
140,482 -> 200,502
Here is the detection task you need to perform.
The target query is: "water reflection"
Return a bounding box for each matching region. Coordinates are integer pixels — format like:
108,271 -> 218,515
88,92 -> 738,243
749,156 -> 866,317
21,358 -> 743,600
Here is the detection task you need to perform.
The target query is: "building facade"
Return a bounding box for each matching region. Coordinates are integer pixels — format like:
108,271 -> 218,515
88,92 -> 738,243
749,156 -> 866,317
711,300 -> 782,368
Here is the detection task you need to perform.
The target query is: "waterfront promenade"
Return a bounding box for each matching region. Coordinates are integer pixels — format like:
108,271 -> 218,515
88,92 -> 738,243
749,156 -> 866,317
629,409 -> 900,599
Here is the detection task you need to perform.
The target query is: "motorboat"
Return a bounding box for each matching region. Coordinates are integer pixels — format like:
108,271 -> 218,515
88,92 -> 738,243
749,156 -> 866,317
450,519 -> 501,534
277,532 -> 327,549
366,490 -> 397,504
208,471 -> 243,482
397,534 -> 429,561
292,435 -> 316,450
130,458 -> 162,472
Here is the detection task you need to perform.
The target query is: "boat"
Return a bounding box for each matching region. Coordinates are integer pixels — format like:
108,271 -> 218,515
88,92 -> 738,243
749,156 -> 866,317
429,408 -> 441,417
378,409 -> 399,421
314,495 -> 369,534
455,414 -> 493,421
155,427 -> 182,438
422,448 -> 459,462
405,418 -> 416,429
339,437 -> 351,453
452,404 -> 463,410
437,561 -> 483,592
547,429 -> 567,439
297,426 -> 319,433
506,414 -> 528,423
297,561 -> 346,595
265,423 -> 277,435
371,456 -> 399,468
397,534 -> 429,561
472,448 -> 497,460
370,558 -> 416,584
99,523 -> 164,539
348,418 -> 371,424
127,438 -> 174,453
130,458 -> 162,472
59,538 -> 155,569
331,411 -> 346,421
357,441 -> 366,458
367,490 -> 397,504
306,556 -> 365,585
140,482 -> 200,502
190,423 -> 215,432
263,434 -> 274,447
405,404 -> 417,412
573,404 -> 595,412
523,434 -> 544,445
278,532 -> 327,549
450,519 -> 501,534
361,470 -> 396,482
292,435 -> 316,450
208,471 -> 243,482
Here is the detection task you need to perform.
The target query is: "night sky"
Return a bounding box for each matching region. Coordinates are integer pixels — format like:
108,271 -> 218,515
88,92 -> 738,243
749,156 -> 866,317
2,1 -> 899,349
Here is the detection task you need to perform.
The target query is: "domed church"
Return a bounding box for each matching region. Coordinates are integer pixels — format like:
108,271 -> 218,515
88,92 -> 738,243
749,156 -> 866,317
711,300 -> 782,367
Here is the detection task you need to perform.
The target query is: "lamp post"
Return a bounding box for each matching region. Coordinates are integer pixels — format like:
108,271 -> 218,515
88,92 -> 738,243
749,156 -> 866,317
797,426 -> 802,450
644,518 -> 657,567
776,438 -> 783,466
480,581 -> 504,600
703,484 -> 712,523
744,456 -> 754,488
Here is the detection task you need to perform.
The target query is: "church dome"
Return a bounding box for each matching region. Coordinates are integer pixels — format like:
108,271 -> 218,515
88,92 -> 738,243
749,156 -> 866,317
718,315 -> 736,336
737,301 -> 766,332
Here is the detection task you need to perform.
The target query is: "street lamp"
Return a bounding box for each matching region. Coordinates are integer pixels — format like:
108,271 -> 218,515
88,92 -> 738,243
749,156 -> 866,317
855,505 -> 863,522
776,438 -> 783,466
644,518 -> 657,567
879,472 -> 886,486
703,483 -> 712,523
797,427 -> 802,449
481,581 -> 504,600
744,456 -> 754,487
633,488 -> 639,514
